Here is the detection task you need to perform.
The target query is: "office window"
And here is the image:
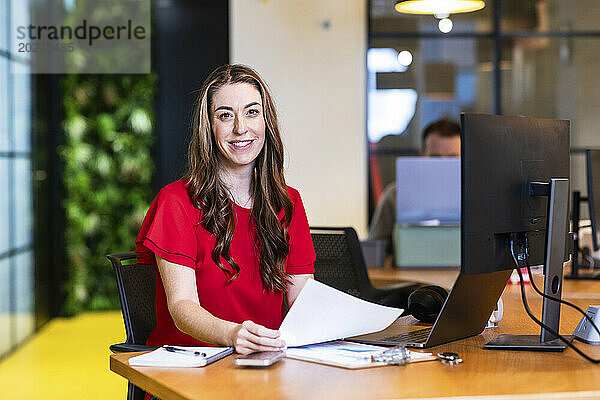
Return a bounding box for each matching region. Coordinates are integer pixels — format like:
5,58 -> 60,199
501,36 -> 600,193
0,58 -> 8,150
0,258 -> 9,355
13,71 -> 31,152
502,0 -> 600,33
367,38 -> 493,192
368,0 -> 600,219
15,158 -> 33,248
0,0 -> 34,359
0,159 -> 9,256
14,251 -> 34,343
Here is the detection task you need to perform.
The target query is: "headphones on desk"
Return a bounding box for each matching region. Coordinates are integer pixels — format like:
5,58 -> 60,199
407,285 -> 449,323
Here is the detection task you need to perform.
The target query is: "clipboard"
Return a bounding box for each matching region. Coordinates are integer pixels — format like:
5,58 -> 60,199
285,341 -> 435,369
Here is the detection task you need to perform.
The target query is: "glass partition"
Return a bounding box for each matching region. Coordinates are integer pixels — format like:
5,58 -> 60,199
0,0 -> 34,360
368,0 -> 600,220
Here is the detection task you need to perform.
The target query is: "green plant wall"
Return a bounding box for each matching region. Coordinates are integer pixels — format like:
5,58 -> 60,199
60,74 -> 155,315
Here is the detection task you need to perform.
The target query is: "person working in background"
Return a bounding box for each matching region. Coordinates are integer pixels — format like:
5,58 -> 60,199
368,119 -> 461,256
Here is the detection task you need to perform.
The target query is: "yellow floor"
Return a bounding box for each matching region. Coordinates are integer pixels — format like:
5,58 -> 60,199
0,311 -> 127,400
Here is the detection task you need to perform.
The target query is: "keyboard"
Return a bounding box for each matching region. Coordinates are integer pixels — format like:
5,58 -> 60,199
347,327 -> 432,348
380,327 -> 431,346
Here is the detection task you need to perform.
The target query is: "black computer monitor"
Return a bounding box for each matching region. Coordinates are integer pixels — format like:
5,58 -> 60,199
461,113 -> 570,275
586,149 -> 600,252
461,113 -> 571,351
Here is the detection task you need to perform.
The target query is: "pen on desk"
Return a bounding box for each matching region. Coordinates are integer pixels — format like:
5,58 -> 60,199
163,346 -> 206,357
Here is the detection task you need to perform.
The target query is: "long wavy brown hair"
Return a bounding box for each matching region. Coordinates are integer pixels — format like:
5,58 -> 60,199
185,64 -> 293,292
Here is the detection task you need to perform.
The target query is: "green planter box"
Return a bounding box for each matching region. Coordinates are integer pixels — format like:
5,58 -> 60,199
393,223 -> 460,268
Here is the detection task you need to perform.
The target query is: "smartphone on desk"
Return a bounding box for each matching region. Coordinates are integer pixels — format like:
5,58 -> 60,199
232,351 -> 285,367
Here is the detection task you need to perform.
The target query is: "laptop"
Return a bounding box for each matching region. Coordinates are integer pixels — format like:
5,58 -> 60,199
396,157 -> 460,225
346,269 -> 511,348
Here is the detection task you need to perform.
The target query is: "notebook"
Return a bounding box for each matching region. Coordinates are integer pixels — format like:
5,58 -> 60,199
128,346 -> 233,367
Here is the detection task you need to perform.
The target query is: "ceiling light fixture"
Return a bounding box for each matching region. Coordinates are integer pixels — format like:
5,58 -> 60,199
438,18 -> 453,33
397,50 -> 413,66
395,0 -> 485,15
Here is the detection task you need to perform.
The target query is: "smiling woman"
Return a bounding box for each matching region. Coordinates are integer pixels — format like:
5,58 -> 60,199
134,64 -> 316,359
211,82 -> 266,180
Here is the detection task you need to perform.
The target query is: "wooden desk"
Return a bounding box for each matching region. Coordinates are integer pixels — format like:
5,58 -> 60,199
368,265 -> 460,289
111,272 -> 600,400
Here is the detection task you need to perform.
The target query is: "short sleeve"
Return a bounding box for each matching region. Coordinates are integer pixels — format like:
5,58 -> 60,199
286,187 -> 316,275
135,182 -> 199,269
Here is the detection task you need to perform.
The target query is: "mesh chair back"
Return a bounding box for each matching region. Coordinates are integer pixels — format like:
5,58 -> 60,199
107,252 -> 156,345
310,227 -> 373,299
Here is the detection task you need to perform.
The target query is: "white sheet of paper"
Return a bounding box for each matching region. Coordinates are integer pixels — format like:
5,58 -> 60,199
279,279 -> 403,347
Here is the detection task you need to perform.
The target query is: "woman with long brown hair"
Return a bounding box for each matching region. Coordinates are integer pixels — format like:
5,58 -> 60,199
135,64 -> 315,354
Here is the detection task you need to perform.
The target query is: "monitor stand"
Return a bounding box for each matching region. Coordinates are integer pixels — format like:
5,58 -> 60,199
485,178 -> 571,352
565,190 -> 600,280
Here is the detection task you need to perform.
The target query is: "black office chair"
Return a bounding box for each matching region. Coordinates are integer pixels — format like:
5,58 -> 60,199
310,227 -> 420,310
107,252 -> 157,400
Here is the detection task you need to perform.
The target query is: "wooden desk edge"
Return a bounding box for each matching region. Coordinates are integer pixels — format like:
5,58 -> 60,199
110,352 -> 188,400
406,392 -> 600,400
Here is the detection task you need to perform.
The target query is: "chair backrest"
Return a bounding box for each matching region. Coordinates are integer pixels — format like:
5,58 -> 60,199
107,252 -> 156,345
310,227 -> 374,299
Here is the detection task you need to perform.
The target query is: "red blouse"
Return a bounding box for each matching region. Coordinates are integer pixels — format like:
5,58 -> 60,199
135,180 -> 316,347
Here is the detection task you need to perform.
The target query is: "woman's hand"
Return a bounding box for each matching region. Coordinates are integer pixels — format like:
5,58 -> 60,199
230,320 -> 286,355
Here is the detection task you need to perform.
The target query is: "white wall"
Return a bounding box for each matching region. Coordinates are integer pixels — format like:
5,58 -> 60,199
230,0 -> 368,236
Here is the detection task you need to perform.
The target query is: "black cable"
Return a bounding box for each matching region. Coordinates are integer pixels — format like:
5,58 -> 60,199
524,257 -> 600,338
510,240 -> 600,363
522,236 -> 600,339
